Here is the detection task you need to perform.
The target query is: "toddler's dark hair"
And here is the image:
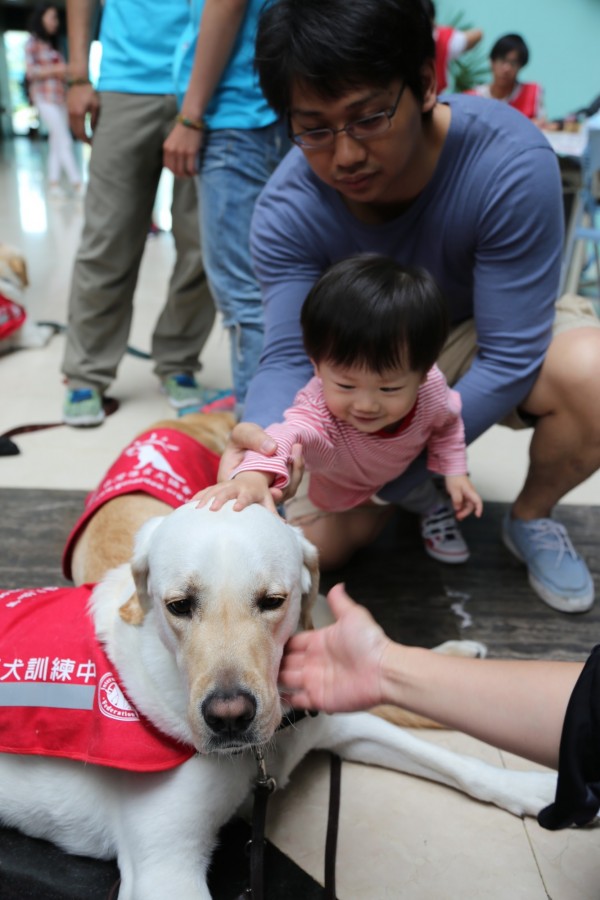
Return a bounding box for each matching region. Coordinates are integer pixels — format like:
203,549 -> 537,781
301,255 -> 448,375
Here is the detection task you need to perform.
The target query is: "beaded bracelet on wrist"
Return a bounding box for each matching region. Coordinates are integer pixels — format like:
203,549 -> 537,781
175,114 -> 205,131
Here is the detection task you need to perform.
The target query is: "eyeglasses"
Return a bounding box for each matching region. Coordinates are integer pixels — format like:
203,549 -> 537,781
289,84 -> 406,150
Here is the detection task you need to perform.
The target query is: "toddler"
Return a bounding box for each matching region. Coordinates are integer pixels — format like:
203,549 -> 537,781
197,255 -> 482,565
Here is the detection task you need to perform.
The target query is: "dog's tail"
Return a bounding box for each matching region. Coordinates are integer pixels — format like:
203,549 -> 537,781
369,704 -> 445,729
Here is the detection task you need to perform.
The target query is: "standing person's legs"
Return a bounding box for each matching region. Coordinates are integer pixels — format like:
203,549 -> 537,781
36,99 -> 62,185
53,103 -> 81,187
62,93 -> 166,416
151,133 -> 216,385
198,120 -> 289,413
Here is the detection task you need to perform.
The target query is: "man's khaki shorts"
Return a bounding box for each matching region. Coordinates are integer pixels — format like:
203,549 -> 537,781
285,293 -> 600,525
438,293 -> 600,429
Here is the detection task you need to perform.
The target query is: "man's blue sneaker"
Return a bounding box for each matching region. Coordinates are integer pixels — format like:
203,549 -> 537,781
502,514 -> 594,613
63,387 -> 105,427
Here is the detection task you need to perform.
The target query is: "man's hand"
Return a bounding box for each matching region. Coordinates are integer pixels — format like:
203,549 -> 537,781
219,422 -> 304,503
279,584 -> 391,712
163,122 -> 203,177
67,83 -> 100,142
194,472 -> 278,513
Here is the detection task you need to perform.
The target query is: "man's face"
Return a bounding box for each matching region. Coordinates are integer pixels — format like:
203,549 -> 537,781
288,69 -> 437,212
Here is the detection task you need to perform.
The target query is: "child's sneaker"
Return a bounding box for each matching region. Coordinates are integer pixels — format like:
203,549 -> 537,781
63,387 -> 105,427
420,503 -> 469,564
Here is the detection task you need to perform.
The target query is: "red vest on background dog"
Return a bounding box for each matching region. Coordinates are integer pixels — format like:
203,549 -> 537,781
62,428 -> 220,579
0,585 -> 195,771
0,294 -> 27,340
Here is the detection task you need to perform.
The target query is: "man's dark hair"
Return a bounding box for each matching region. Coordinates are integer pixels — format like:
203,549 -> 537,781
490,33 -> 530,68
301,255 -> 448,376
28,4 -> 60,49
421,0 -> 436,24
255,0 -> 435,116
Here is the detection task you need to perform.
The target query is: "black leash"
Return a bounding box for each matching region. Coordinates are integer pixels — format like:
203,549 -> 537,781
238,710 -> 341,900
36,321 -> 152,360
324,752 -> 342,900
246,745 -> 277,900
0,319 -> 149,455
0,397 -> 119,456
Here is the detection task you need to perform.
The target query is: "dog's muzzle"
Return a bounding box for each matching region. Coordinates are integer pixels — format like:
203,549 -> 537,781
201,689 -> 257,744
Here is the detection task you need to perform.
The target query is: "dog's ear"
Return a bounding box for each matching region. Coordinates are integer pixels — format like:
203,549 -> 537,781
118,516 -> 165,625
292,527 -> 319,631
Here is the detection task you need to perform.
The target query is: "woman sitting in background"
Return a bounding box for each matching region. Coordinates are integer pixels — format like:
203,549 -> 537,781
25,3 -> 81,198
468,33 -> 544,121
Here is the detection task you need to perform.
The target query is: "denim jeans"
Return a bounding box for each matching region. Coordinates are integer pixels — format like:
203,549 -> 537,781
198,120 -> 289,408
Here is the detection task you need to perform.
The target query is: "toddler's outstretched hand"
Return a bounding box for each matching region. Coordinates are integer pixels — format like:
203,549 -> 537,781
194,471 -> 277,513
444,474 -> 483,521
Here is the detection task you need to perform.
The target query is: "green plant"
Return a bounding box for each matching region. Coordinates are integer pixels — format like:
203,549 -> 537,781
446,11 -> 489,93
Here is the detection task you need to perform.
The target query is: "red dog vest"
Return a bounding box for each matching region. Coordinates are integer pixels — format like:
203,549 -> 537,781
0,294 -> 27,340
0,585 -> 195,771
62,428 -> 220,579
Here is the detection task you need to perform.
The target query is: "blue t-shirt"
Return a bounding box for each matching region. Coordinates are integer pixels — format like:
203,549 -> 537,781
172,0 -> 276,129
97,0 -> 188,94
247,95 -> 563,499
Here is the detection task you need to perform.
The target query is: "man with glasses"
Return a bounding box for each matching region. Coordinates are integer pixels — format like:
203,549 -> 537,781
219,0 -> 600,614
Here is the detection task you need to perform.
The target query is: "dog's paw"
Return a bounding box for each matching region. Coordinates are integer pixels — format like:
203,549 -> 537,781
487,769 -> 557,818
17,322 -> 55,348
431,639 -> 487,658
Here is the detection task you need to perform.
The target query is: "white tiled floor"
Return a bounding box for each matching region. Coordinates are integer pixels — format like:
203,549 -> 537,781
1,136 -> 598,899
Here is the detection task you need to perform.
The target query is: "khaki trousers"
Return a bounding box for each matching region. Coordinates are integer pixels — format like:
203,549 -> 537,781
62,92 -> 215,391
437,293 -> 600,428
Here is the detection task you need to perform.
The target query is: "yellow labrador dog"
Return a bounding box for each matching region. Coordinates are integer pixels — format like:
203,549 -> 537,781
0,502 -> 556,900
0,242 -> 54,352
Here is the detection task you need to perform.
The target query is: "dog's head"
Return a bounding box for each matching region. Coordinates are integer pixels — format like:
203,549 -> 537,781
124,501 -> 319,754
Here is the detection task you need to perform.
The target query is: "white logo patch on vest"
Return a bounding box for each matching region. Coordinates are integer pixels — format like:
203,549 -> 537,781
98,672 -> 139,721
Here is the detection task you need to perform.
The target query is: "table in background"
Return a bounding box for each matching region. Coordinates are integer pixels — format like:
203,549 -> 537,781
541,128 -> 589,295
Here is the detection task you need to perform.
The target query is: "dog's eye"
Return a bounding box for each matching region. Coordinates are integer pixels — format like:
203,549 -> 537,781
257,594 -> 286,612
167,597 -> 194,617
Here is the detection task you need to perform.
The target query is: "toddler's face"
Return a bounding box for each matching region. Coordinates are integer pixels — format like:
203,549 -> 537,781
315,359 -> 425,434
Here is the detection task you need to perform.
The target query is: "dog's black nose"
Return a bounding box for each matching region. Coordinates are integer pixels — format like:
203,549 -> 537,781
202,689 -> 257,737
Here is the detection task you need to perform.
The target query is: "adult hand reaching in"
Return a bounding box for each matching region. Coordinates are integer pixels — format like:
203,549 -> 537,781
279,583 -> 392,712
217,421 -> 304,504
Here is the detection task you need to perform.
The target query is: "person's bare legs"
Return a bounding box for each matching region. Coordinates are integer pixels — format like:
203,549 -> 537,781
291,504 -> 395,570
513,327 -> 600,519
503,326 -> 600,611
